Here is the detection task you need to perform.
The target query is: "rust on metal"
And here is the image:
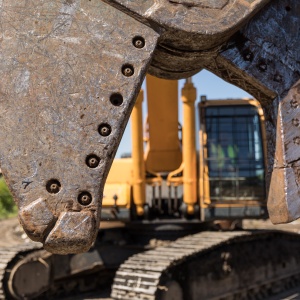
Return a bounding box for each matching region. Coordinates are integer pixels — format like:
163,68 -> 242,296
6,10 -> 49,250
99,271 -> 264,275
0,0 -> 159,254
104,0 -> 270,78
0,0 -> 300,254
209,0 -> 300,223
268,81 -> 300,223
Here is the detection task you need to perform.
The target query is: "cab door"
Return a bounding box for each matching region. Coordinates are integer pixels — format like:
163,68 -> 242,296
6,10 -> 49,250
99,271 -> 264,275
199,101 -> 267,221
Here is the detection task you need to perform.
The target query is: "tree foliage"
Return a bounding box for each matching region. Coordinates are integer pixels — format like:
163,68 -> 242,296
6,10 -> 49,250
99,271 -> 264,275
0,177 -> 17,219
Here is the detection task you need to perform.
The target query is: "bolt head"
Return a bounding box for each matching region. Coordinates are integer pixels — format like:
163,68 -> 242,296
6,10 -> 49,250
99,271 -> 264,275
292,118 -> 300,127
290,99 -> 299,108
86,155 -> 100,168
133,37 -> 145,49
122,64 -> 134,77
46,179 -> 61,194
273,74 -> 282,83
50,184 -> 59,193
89,158 -> 97,167
100,127 -> 109,136
123,68 -> 133,76
258,62 -> 267,72
243,50 -> 253,62
294,137 -> 300,145
98,123 -> 112,137
78,192 -> 92,206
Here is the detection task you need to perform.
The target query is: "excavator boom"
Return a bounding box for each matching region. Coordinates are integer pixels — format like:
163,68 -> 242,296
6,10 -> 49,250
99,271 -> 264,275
0,0 -> 299,253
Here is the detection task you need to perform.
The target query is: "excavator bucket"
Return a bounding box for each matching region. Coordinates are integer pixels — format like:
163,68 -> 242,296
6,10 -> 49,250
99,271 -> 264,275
0,0 -> 158,254
0,0 -> 300,254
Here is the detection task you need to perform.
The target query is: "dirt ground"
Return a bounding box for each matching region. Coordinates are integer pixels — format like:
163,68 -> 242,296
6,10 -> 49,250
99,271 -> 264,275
0,217 -> 31,247
1,217 -> 300,249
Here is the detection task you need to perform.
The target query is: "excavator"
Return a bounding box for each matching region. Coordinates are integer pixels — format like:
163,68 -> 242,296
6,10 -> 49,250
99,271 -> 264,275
0,0 -> 300,299
103,76 -> 267,224
1,76 -> 299,300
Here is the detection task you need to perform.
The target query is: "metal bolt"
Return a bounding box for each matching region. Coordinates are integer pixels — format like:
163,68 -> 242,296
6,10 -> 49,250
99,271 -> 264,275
78,192 -> 92,206
50,183 -> 59,192
290,99 -> 299,108
86,154 -> 100,168
46,179 -> 61,194
273,74 -> 282,83
98,123 -> 111,137
133,36 -> 145,49
122,65 -> 134,77
292,118 -> 300,127
294,137 -> 300,145
257,61 -> 267,72
243,50 -> 253,62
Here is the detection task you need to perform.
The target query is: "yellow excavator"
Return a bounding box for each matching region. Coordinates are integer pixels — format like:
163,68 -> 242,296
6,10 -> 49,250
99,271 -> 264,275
3,76 -> 300,300
103,75 -> 267,225
1,0 -> 300,299
0,1 -> 299,256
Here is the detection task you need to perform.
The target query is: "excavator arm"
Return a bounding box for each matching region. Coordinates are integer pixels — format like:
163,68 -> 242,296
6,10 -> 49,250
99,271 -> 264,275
0,0 -> 299,254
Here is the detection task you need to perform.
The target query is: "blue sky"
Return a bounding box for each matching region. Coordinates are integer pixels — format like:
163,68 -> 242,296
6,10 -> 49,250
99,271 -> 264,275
116,69 -> 252,157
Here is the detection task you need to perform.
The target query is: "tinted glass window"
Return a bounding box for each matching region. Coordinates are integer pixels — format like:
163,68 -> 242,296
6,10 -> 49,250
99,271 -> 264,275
204,105 -> 265,201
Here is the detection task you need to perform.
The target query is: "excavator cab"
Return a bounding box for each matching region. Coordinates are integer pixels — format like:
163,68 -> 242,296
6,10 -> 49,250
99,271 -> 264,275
199,99 -> 268,221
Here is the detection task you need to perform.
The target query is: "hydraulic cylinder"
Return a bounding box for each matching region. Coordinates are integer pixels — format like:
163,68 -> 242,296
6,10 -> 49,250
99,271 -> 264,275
131,91 -> 146,216
182,79 -> 197,215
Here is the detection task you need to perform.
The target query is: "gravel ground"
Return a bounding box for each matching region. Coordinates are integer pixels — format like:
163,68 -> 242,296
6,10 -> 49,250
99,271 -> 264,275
1,216 -> 300,249
0,217 -> 31,247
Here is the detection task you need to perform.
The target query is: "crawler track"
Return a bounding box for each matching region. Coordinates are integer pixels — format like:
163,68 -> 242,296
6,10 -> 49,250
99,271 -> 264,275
2,230 -> 300,299
0,243 -> 42,299
0,242 -> 113,300
111,231 -> 300,300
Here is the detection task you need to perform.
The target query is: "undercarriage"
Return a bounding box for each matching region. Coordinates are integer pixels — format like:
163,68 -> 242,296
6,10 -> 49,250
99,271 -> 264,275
1,223 -> 300,300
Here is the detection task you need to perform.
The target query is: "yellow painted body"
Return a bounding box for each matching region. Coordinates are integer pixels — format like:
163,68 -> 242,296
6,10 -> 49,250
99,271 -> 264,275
145,75 -> 182,173
104,158 -> 132,207
131,91 -> 146,216
102,77 -> 267,221
181,79 -> 197,214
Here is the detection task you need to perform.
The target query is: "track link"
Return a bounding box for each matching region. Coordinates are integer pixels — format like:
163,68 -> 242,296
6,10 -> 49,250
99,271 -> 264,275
0,243 -> 42,299
0,242 -> 109,300
111,231 -> 300,300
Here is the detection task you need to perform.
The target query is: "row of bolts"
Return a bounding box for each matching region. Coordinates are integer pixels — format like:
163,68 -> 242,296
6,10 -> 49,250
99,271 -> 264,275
45,36 -> 146,206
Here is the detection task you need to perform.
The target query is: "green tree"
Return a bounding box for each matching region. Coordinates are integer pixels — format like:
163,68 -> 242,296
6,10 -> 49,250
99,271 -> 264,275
0,177 -> 17,219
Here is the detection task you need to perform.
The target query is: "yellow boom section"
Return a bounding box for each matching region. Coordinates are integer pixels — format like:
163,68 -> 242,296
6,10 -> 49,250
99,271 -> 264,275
145,75 -> 182,173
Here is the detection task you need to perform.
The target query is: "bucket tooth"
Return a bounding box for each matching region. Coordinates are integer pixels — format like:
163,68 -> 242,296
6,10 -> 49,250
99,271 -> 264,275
44,211 -> 96,254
